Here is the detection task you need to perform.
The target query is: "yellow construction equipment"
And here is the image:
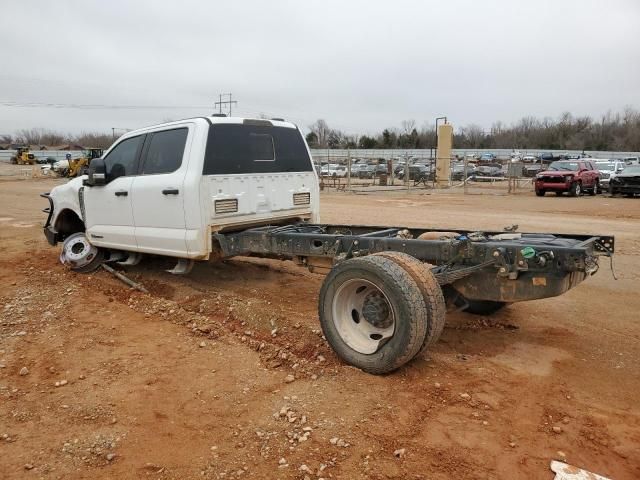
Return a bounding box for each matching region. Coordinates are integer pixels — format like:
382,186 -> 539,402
10,146 -> 36,165
66,148 -> 104,177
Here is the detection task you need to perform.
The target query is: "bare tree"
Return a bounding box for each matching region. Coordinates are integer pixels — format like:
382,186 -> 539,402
401,119 -> 416,136
309,119 -> 330,148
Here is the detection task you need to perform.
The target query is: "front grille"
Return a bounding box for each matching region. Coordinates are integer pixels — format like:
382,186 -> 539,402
293,192 -> 311,206
540,176 -> 566,183
214,198 -> 238,214
622,176 -> 640,185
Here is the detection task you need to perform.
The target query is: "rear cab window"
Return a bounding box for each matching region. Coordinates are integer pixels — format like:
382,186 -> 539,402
203,123 -> 313,175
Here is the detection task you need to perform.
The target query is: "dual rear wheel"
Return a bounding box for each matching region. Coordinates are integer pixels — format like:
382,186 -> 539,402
318,253 -> 446,374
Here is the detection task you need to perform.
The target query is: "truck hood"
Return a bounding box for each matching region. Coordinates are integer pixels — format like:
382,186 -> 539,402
537,170 -> 574,177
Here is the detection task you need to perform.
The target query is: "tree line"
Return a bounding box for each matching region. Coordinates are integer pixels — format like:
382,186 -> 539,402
1,129 -> 115,149
3,108 -> 639,152
306,108 -> 640,152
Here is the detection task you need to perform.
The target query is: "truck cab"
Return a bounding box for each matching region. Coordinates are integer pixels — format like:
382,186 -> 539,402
44,116 -> 319,263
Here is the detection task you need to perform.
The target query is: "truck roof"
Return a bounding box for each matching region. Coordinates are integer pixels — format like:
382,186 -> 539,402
122,116 -> 298,138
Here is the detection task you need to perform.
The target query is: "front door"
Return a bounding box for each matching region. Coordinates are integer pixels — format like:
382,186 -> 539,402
131,127 -> 191,256
83,135 -> 145,250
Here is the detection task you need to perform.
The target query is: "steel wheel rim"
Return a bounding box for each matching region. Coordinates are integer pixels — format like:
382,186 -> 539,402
332,278 -> 395,354
60,232 -> 97,269
575,184 -> 581,195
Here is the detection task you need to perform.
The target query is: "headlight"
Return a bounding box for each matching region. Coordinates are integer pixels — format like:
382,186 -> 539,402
535,174 -> 543,179
564,174 -> 574,180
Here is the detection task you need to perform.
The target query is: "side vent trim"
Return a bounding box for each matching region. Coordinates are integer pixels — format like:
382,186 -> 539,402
293,192 -> 311,206
215,198 -> 239,214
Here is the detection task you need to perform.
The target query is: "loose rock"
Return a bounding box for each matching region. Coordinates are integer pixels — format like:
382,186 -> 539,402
19,367 -> 29,376
284,374 -> 295,383
394,448 -> 406,458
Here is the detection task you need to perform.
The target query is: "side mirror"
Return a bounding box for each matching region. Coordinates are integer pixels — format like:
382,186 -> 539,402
84,158 -> 107,186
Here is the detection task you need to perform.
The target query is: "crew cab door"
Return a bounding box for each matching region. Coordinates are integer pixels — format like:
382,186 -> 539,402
83,135 -> 144,250
130,127 -> 191,256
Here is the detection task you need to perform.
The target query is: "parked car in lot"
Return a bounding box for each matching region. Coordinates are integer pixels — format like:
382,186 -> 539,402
609,165 -> 640,197
321,164 -> 347,178
397,164 -> 431,182
623,156 -> 639,165
349,163 -> 370,178
594,160 -> 626,190
474,164 -> 503,180
539,152 -> 560,162
534,160 -> 600,197
522,155 -> 538,163
480,153 -> 496,162
451,163 -> 474,180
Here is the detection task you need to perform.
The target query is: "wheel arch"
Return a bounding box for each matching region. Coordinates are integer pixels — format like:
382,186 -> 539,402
53,208 -> 85,240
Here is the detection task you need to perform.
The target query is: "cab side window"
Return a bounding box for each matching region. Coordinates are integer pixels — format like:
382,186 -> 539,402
104,136 -> 144,180
141,128 -> 188,175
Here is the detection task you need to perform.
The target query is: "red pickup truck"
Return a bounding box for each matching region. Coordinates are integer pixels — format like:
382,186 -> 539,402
534,160 -> 601,197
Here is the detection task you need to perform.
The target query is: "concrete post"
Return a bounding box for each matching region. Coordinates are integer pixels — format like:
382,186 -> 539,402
436,123 -> 453,187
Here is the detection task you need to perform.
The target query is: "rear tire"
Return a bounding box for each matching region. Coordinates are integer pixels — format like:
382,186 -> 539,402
318,255 -> 429,374
372,252 -> 446,351
588,180 -> 599,196
535,189 -> 545,197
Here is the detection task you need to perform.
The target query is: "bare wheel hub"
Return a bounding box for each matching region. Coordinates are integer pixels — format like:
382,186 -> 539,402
331,278 -> 396,354
362,292 -> 392,328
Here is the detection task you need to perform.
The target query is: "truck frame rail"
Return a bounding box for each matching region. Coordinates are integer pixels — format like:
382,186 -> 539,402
215,223 -> 614,303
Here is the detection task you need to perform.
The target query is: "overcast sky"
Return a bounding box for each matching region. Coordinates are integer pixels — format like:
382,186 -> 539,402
0,0 -> 638,136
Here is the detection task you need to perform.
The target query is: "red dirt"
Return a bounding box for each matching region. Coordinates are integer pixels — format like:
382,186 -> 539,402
1,178 -> 639,479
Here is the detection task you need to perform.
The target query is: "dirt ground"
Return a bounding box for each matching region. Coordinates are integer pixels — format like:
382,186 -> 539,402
1,177 -> 639,480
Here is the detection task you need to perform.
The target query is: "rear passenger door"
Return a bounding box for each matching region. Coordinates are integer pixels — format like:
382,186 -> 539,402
131,127 -> 191,256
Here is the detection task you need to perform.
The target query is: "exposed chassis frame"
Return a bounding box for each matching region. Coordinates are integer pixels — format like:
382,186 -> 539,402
215,223 -> 614,303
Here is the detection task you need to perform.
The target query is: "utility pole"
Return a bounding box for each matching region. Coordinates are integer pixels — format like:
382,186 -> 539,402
214,93 -> 238,116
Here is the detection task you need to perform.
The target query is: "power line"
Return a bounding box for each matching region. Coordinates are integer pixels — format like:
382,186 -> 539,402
214,93 -> 237,116
0,101 -> 210,110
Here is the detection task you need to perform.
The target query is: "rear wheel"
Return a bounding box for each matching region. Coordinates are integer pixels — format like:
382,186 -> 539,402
535,189 -> 545,197
318,255 -> 429,374
569,182 -> 581,197
372,252 -> 446,351
588,180 -> 600,196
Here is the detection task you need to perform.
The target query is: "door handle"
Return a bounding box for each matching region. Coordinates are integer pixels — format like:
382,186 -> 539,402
162,188 -> 179,195
115,190 -> 128,197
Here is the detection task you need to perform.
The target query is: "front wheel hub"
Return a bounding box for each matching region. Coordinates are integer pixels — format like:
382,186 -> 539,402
60,232 -> 98,269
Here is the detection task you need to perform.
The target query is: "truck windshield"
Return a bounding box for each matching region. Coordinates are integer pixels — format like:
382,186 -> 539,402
203,124 -> 313,175
548,161 -> 579,171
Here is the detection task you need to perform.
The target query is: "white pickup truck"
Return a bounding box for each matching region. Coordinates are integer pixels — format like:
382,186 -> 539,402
43,115 -> 613,374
